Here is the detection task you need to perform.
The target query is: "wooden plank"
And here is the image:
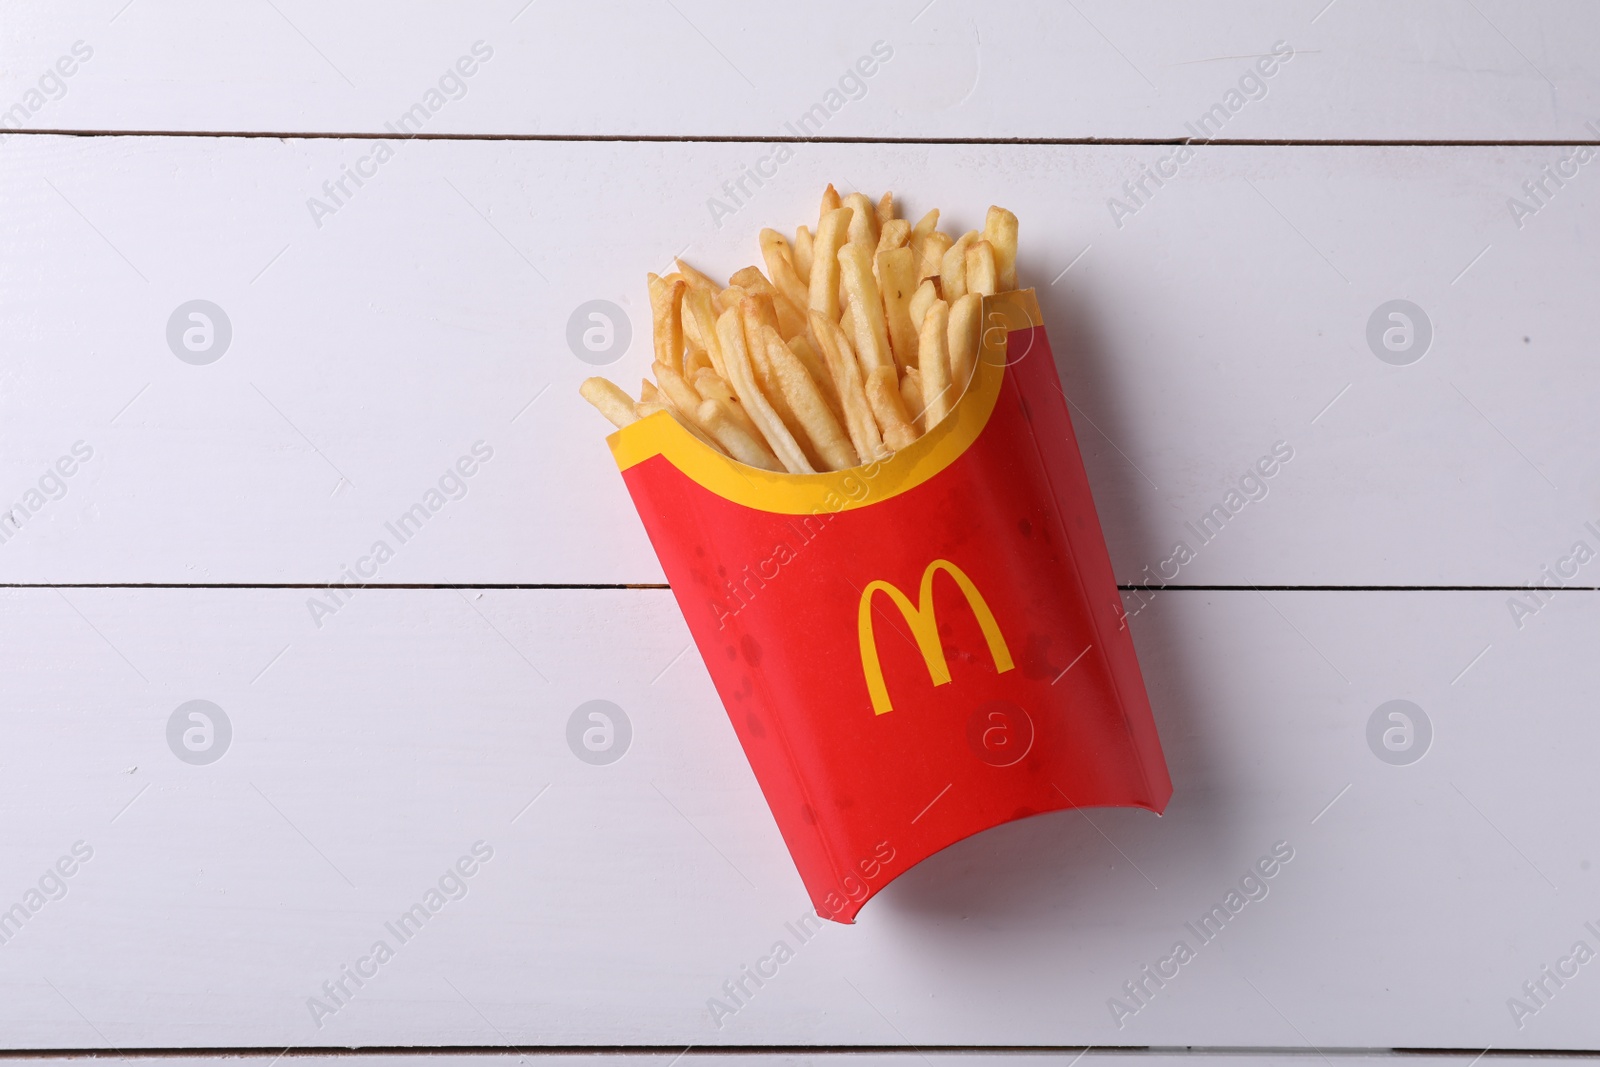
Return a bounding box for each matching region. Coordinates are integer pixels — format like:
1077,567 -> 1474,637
0,136 -> 1593,586
1,2 -> 1596,140
0,586 -> 1595,1048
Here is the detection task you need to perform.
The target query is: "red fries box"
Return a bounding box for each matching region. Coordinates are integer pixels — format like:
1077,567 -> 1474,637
606,289 -> 1172,922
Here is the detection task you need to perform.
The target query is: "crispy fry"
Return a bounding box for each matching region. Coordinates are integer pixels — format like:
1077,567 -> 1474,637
947,292 -> 982,399
877,191 -> 895,225
875,218 -> 910,256
900,367 -> 925,433
820,183 -> 842,216
844,192 -> 879,250
683,287 -> 727,379
697,397 -> 783,471
793,224 -> 814,281
808,206 -> 852,322
746,312 -> 816,465
640,379 -> 660,403
693,370 -> 764,441
716,306 -> 813,473
909,277 -> 939,332
647,273 -> 687,373
683,345 -> 708,377
675,258 -> 722,294
760,229 -> 811,313
913,229 -> 952,282
653,360 -> 710,424
787,333 -> 842,423
730,265 -> 806,340
838,243 -> 894,375
635,399 -> 668,418
810,310 -> 887,463
983,205 -> 1019,291
911,208 -> 939,240
581,377 -> 639,429
865,366 -> 919,451
965,239 -> 998,297
840,300 -> 857,344
918,299 -> 953,428
759,326 -> 857,470
940,231 -> 978,303
877,246 -> 919,373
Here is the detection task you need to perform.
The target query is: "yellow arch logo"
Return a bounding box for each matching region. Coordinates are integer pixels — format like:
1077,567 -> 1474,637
858,559 -> 1014,715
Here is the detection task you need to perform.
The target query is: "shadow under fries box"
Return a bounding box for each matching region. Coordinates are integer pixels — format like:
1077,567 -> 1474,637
605,289 -> 1172,923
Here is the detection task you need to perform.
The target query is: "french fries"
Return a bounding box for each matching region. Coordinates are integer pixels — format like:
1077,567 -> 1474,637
580,186 -> 1024,472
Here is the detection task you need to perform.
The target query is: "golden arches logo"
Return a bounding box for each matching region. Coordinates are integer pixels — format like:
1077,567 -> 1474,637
857,559 -> 1014,715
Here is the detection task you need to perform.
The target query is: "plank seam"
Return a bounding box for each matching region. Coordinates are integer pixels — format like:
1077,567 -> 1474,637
4,130 -> 1600,147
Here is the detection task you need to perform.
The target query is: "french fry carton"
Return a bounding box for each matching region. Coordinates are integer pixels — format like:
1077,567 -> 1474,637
607,289 -> 1172,922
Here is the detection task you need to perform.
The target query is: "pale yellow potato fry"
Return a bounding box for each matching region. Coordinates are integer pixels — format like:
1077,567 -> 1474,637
844,192 -> 878,250
793,225 -> 814,281
918,298 -> 953,428
760,229 -> 811,313
965,239 -> 998,297
876,246 -> 919,373
787,333 -> 842,423
635,399 -> 668,418
759,325 -> 857,471
865,366 -> 919,452
909,277 -> 938,332
683,288 -> 727,379
580,377 -> 639,429
877,191 -> 895,225
746,312 -> 816,466
838,243 -> 894,375
675,258 -> 722,294
810,309 -> 887,463
984,205 -> 1019,291
692,368 -> 736,402
947,292 -> 982,399
683,344 -> 708,377
653,360 -> 712,426
911,208 -> 939,240
647,273 -> 687,373
875,219 -> 910,258
697,397 -> 783,471
820,183 -> 842,217
900,367 -> 925,433
692,370 -> 764,442
640,379 -> 660,403
914,230 -> 953,282
940,231 -> 978,303
682,294 -> 703,348
808,207 -> 852,322
716,306 -> 813,473
738,290 -> 783,349
730,265 -> 806,340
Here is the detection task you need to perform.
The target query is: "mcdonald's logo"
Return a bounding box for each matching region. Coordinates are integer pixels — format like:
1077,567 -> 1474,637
858,558 -> 1014,715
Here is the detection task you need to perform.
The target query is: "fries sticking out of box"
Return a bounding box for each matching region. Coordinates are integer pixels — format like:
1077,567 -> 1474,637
580,186 -> 1171,923
582,185 -> 1017,473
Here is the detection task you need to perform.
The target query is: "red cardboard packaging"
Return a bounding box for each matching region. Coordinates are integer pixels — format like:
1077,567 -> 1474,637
607,288 -> 1171,922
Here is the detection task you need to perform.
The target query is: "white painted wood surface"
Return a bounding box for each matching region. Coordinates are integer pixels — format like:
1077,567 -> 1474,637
1,588 -> 1596,1048
1,1 -> 1597,140
4,0 -> 1598,1054
2,136 -> 1595,587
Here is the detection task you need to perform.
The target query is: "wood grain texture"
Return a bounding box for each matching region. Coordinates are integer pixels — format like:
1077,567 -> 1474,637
0,1 -> 1596,140
1,137 -> 1593,586
1,587 -> 1594,1048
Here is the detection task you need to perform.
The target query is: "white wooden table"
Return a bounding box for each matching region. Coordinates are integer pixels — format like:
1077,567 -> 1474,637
3,0 -> 1598,1059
